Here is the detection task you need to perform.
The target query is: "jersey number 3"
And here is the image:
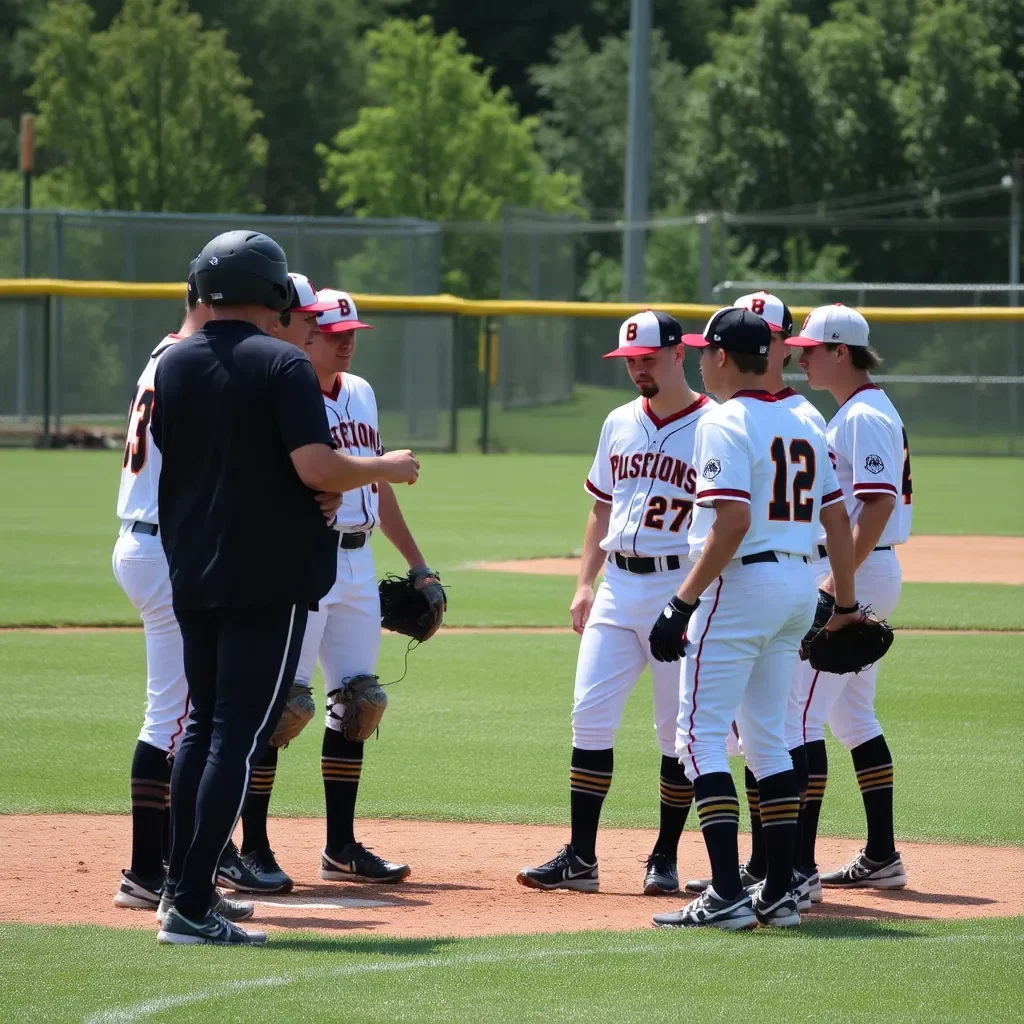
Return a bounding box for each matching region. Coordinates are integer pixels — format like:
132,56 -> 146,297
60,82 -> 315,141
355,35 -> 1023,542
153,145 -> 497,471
123,387 -> 155,474
768,437 -> 816,522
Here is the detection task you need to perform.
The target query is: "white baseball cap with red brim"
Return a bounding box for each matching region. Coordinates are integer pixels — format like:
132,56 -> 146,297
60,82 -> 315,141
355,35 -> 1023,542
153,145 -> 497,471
787,303 -> 870,348
315,289 -> 374,333
733,291 -> 793,336
603,309 -> 682,358
287,272 -> 337,313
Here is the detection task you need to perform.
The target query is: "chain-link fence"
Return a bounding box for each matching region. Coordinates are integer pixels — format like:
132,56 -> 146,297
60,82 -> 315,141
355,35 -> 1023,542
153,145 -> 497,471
0,211 -> 448,447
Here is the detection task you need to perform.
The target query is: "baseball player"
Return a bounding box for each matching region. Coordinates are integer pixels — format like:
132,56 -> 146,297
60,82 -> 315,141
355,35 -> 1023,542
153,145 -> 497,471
684,291 -> 831,907
517,311 -> 711,896
111,264 -> 256,925
785,304 -> 911,890
226,287 -> 444,888
647,307 -> 858,930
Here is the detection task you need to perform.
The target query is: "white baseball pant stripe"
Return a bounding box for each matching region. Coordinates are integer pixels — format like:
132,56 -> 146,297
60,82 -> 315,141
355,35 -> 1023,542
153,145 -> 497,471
678,556 -> 817,781
786,549 -> 902,750
294,544 -> 381,729
112,525 -> 189,754
572,561 -> 686,756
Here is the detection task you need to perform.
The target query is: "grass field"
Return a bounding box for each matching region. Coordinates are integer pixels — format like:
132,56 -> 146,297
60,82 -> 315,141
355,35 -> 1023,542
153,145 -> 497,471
0,448 -> 1021,1022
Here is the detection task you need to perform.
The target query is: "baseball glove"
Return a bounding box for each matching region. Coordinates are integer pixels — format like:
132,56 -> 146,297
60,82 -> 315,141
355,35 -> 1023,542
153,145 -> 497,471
269,683 -> 315,748
379,566 -> 446,642
326,674 -> 388,742
801,612 -> 895,674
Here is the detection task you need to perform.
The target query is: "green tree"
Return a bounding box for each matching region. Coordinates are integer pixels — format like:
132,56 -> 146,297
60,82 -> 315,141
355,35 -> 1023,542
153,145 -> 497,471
529,27 -> 688,217
0,0 -> 38,172
318,17 -> 579,222
973,0 -> 1024,154
29,0 -> 266,212
673,0 -> 823,216
895,0 -> 1019,181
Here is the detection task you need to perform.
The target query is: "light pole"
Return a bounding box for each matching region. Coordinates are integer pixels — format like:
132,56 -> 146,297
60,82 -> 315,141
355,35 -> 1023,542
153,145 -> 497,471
17,112 -> 35,422
622,0 -> 651,303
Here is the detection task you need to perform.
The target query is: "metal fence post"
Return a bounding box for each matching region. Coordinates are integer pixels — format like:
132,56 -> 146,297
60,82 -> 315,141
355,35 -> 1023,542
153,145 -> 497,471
17,209 -> 31,421
697,214 -> 712,303
1008,154 -> 1021,455
54,212 -> 63,432
449,315 -> 459,453
479,316 -> 492,454
41,295 -> 51,446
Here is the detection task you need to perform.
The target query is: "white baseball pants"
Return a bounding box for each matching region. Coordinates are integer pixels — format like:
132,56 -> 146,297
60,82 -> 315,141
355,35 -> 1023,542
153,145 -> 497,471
572,560 -> 687,756
112,524 -> 190,754
678,555 -> 817,781
786,548 -> 902,750
294,543 -> 381,730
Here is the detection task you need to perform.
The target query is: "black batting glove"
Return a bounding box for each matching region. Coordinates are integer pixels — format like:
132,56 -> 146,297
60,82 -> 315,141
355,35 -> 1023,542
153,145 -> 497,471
801,589 -> 835,649
649,596 -> 700,663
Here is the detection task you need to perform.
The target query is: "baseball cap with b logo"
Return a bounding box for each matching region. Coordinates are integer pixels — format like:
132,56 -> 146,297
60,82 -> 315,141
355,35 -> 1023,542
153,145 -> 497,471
733,291 -> 793,336
787,303 -> 870,347
604,309 -> 683,358
315,289 -> 374,333
681,306 -> 771,355
287,272 -> 337,313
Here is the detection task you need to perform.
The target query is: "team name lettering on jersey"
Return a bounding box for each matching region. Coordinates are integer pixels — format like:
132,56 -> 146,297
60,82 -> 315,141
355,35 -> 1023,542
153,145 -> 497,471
610,452 -> 698,492
329,420 -> 382,454
323,373 -> 383,533
586,395 -> 712,559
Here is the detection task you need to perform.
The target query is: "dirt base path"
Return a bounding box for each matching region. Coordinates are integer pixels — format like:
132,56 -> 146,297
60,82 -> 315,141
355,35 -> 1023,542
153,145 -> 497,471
2,816 -> 1021,938
474,535 -> 1024,585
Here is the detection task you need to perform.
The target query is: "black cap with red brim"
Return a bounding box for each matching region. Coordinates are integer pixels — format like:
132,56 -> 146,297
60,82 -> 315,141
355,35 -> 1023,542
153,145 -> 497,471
681,306 -> 771,356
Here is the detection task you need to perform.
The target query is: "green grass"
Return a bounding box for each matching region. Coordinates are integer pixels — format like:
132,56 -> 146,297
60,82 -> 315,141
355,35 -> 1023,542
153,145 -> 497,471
0,450 -> 1020,626
2,630 -> 1021,846
2,918 -> 1021,1024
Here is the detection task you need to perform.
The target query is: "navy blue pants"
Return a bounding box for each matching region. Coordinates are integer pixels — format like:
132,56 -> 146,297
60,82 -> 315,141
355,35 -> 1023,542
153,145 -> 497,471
167,604 -> 308,920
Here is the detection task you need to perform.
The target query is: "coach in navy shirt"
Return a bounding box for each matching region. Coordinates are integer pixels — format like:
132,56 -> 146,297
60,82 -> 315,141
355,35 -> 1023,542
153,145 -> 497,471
151,230 -> 419,945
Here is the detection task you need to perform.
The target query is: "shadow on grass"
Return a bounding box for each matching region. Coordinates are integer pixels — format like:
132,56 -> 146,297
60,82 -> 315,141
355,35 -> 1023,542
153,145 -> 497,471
261,934 -> 461,954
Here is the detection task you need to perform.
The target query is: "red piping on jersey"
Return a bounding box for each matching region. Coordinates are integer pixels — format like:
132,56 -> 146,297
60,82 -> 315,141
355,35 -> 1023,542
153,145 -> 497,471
698,488 -> 751,500
642,394 -> 710,429
730,389 -> 777,402
168,693 -> 191,756
774,387 -> 800,399
322,373 -> 343,400
585,478 -> 612,502
838,382 -> 881,409
853,481 -> 898,495
687,576 -> 724,777
801,670 -> 821,744
822,488 -> 844,504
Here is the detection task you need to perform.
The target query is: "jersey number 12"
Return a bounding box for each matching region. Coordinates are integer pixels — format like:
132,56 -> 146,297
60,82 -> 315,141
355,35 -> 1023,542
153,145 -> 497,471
768,437 -> 816,522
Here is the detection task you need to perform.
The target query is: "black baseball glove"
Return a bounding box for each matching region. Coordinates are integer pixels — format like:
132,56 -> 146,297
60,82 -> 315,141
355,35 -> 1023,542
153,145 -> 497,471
379,566 -> 446,642
649,596 -> 700,663
801,610 -> 895,674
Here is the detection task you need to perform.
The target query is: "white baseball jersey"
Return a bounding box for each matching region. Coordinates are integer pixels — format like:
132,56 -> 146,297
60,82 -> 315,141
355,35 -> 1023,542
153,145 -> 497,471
322,372 -> 383,532
116,333 -> 183,522
585,395 -> 712,557
689,390 -> 843,560
827,383 -> 912,546
776,387 -> 827,545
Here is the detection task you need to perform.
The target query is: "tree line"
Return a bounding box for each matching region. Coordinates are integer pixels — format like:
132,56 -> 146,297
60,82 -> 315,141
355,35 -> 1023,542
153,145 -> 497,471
1,0 -> 1022,296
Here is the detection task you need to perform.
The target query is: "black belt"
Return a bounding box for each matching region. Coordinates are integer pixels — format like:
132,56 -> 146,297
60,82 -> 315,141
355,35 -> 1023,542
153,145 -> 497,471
612,553 -> 681,575
340,532 -> 368,550
816,544 -> 892,559
130,521 -> 159,536
740,550 -> 808,565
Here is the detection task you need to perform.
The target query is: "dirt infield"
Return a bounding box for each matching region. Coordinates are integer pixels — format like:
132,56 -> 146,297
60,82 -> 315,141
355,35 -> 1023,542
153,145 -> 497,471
1,815 -> 1021,938
474,535 -> 1024,585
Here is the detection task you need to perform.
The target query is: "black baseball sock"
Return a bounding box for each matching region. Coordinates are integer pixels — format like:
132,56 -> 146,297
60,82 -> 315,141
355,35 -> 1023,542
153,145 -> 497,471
240,745 -> 278,855
852,735 -> 896,861
569,747 -> 613,863
789,744 -> 809,871
743,766 -> 765,877
798,740 -> 828,873
757,769 -> 800,903
652,755 -> 693,859
129,740 -> 171,880
693,772 -> 742,899
322,728 -> 363,852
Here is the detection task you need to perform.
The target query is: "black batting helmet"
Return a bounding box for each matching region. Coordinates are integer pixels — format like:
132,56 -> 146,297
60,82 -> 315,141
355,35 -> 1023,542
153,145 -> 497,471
194,230 -> 293,312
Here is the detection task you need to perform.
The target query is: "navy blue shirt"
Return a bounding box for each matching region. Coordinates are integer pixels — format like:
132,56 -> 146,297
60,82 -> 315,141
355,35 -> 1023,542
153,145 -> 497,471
152,319 -> 337,610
